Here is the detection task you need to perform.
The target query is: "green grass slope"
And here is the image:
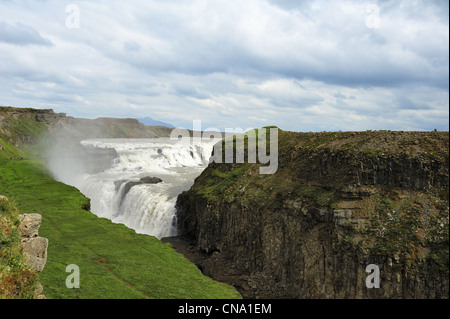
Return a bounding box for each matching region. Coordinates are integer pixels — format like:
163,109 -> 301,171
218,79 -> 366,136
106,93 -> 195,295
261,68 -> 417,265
0,129 -> 240,299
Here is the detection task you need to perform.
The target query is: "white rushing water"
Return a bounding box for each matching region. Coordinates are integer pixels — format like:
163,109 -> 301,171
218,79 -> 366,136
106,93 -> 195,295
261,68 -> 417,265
67,138 -> 218,239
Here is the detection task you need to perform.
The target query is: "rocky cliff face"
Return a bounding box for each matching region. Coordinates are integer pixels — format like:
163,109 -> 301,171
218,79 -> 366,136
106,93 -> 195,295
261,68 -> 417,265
0,195 -> 47,299
19,213 -> 48,299
176,129 -> 449,298
0,107 -> 66,147
0,106 -> 173,149
19,214 -> 48,273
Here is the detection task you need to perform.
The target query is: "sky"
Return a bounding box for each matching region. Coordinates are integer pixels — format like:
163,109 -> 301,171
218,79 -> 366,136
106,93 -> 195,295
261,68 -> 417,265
0,0 -> 448,132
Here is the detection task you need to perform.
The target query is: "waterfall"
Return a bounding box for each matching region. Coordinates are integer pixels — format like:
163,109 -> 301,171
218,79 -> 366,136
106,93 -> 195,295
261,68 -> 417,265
56,137 -> 217,239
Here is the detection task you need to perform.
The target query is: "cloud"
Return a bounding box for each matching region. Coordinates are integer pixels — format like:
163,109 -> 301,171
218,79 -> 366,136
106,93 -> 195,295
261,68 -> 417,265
0,21 -> 53,46
99,0 -> 446,90
0,0 -> 448,132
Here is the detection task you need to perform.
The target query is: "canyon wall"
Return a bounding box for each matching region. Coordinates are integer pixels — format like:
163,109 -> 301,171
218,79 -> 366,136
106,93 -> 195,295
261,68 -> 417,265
0,106 -> 173,148
176,129 -> 449,298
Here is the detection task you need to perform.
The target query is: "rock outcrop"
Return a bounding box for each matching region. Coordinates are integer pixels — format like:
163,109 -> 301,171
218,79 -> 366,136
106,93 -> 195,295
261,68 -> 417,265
176,129 -> 449,299
0,107 -> 67,147
115,177 -> 163,205
19,213 -> 48,299
0,195 -> 48,299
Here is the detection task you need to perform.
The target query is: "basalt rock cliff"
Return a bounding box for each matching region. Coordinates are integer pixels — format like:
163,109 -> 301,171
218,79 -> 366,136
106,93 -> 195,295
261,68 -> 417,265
175,129 -> 449,299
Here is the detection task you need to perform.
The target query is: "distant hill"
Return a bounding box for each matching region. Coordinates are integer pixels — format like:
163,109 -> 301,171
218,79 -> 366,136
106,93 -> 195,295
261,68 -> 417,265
0,107 -> 175,149
137,117 -> 175,128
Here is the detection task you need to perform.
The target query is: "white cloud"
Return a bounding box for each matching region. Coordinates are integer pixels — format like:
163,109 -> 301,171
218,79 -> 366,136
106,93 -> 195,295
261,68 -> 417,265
0,0 -> 448,131
0,21 -> 53,46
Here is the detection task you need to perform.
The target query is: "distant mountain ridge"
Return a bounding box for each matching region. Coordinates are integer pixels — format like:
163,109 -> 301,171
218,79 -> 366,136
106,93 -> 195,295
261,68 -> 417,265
137,117 -> 175,128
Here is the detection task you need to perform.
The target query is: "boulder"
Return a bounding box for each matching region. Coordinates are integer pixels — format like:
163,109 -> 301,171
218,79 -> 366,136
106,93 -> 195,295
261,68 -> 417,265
139,176 -> 163,184
18,213 -> 48,274
18,213 -> 42,238
21,237 -> 48,272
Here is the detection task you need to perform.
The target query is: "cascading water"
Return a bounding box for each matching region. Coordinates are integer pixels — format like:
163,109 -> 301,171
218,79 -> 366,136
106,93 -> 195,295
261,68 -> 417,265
57,137 -> 217,239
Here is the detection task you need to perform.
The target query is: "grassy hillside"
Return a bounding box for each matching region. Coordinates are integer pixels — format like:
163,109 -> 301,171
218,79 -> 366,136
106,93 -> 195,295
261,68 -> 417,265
0,114 -> 240,299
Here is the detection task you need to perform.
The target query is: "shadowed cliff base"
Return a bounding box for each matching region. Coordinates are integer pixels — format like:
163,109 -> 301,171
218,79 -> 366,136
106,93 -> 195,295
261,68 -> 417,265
175,129 -> 449,299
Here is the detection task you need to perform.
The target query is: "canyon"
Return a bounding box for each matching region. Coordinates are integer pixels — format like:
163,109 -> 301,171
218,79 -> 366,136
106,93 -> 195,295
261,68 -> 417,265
1,106 -> 448,299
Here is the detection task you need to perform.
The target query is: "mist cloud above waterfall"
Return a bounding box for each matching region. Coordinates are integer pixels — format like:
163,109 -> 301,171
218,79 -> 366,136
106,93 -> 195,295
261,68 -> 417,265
0,0 -> 448,131
45,137 -> 91,188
